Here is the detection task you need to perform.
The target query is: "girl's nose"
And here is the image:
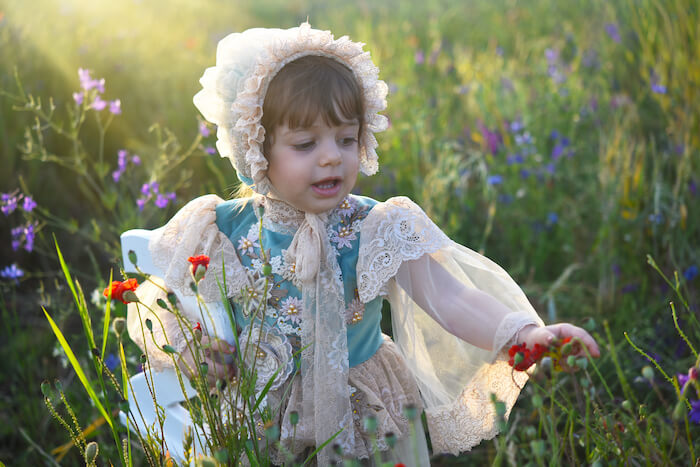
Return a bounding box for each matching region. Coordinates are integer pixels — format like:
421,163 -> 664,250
319,140 -> 342,166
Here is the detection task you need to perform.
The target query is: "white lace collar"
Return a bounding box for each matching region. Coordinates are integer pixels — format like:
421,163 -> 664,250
253,194 -> 347,235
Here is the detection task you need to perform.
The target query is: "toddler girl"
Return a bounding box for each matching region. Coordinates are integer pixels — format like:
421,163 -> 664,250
127,23 -> 598,465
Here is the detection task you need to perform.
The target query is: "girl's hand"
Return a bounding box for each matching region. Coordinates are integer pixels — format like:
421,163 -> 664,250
177,336 -> 237,387
518,323 -> 600,358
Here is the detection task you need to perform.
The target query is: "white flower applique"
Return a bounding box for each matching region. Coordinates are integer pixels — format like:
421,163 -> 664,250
328,333 -> 349,371
345,297 -> 364,324
237,225 -> 260,256
336,197 -> 356,217
330,224 -> 357,250
280,296 -> 303,325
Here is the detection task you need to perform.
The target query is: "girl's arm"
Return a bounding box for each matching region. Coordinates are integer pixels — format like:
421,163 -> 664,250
395,253 -> 599,356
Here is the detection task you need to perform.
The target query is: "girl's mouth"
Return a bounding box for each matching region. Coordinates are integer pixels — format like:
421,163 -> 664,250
311,178 -> 342,196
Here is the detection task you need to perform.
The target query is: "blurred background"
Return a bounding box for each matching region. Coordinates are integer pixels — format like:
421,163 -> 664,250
1,0 -> 698,464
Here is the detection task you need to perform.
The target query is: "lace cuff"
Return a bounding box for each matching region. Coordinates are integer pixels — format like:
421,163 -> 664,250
356,197 -> 450,303
149,195 -> 248,302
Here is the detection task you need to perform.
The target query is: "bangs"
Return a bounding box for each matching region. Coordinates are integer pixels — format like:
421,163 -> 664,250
262,56 -> 364,150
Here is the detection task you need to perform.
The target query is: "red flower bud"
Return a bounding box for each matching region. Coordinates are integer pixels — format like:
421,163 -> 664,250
187,255 -> 210,279
103,278 -> 139,304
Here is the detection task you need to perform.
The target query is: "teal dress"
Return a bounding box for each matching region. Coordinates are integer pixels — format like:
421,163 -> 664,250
215,195 -> 385,368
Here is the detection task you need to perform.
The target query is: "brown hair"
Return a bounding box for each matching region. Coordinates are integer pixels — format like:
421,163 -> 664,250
261,55 -> 364,155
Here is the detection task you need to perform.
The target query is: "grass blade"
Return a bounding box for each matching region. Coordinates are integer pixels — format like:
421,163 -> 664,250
101,269 -> 113,359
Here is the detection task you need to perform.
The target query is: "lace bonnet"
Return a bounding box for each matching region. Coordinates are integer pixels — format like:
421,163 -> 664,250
193,23 -> 389,195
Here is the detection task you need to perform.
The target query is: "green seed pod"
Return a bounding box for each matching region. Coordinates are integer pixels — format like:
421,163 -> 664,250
140,354 -> 147,364
40,380 -> 52,398
127,250 -> 138,266
642,366 -> 654,381
121,290 -> 139,303
162,344 -> 177,354
167,292 -> 178,306
494,401 -> 506,418
262,263 -> 273,277
85,441 -> 99,463
532,395 -> 543,408
567,355 -> 577,367
672,399 -> 687,421
200,362 -> 209,376
621,400 -> 633,412
576,357 -> 588,369
145,318 -> 153,332
112,317 -> 126,337
289,410 -> 299,426
157,298 -> 169,310
53,378 -> 63,392
194,264 -> 207,282
561,342 -> 573,354
265,423 -> 280,441
189,281 -> 198,293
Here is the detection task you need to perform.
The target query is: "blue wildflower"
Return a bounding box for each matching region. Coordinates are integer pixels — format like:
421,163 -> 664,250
690,400 -> 700,424
487,175 -> 503,186
684,265 -> 699,282
547,212 -> 558,224
498,194 -> 513,204
551,144 -> 564,160
648,213 -> 663,224
0,264 -> 24,284
509,120 -> 524,133
104,354 -> 120,372
22,196 -> 37,212
506,154 -> 524,165
651,83 -> 667,94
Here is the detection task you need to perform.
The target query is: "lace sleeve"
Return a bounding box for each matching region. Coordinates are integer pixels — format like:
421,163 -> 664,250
356,196 -> 450,303
149,195 -> 248,302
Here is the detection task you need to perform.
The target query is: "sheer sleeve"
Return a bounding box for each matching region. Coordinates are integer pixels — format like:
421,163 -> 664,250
127,195 -> 248,370
357,197 -> 544,455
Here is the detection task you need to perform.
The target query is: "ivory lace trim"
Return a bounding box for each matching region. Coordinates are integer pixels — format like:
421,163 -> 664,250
356,197 -> 450,303
149,195 -> 248,303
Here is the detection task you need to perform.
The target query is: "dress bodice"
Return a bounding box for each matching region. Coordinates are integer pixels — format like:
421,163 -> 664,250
215,195 -> 385,367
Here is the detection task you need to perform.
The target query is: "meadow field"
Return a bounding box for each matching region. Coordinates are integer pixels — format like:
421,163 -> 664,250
1,0 -> 698,465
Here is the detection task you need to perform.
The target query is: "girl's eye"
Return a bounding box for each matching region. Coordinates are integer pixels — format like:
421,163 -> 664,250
293,141 -> 315,151
340,137 -> 358,147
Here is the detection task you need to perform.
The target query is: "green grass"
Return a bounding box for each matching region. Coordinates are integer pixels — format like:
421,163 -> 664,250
1,0 -> 698,464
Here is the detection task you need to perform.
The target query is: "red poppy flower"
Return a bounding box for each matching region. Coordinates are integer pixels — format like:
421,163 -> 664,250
103,278 -> 139,304
187,254 -> 210,277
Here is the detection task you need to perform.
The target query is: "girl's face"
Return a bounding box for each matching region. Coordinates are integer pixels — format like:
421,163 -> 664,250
266,117 -> 360,214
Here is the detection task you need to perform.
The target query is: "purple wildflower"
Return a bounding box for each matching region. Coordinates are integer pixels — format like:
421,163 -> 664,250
78,68 -> 92,90
545,163 -> 556,174
1,194 -> 18,215
0,264 -> 24,284
131,155 -> 141,165
520,169 -> 531,179
24,223 -> 35,252
10,226 -> 23,251
73,92 -> 84,105
690,400 -> 700,424
545,48 -> 558,63
478,122 -> 502,154
414,49 -> 425,65
605,23 -> 621,43
550,130 -> 560,140
651,83 -> 667,94
22,196 -> 37,212
199,121 -> 211,137
167,192 -> 176,201
91,96 -> 107,111
621,283 -> 640,294
551,143 -> 565,160
92,78 -> 105,93
205,146 -> 216,155
109,99 -> 121,115
140,183 -> 151,196
487,175 -> 503,186
684,265 -> 699,282
689,180 -> 697,196
154,194 -> 169,209
678,372 -> 690,388
136,198 -> 147,211
117,150 -> 128,170
515,132 -> 532,146
509,120 -> 524,133
611,263 -> 621,278
112,170 -> 122,183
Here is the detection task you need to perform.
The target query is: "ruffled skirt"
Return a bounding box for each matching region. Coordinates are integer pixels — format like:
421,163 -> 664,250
260,335 -> 427,464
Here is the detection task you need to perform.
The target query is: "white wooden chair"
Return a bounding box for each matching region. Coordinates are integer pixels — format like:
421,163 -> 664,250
118,228 -> 210,462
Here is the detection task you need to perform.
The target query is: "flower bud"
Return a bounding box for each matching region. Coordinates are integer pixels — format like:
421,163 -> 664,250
561,342 -> 573,354
403,404 -> 419,420
514,352 -> 525,365
194,264 -> 207,282
112,317 -> 126,337
641,366 -> 654,381
167,292 -> 178,306
289,411 -> 299,426
200,362 -> 209,376
140,353 -> 147,364
621,400 -> 633,412
162,344 -> 176,354
194,328 -> 203,343
157,298 -> 169,310
264,421 -> 280,441
121,290 -> 139,303
385,431 -> 397,448
262,263 -> 272,277
145,318 -> 153,332
127,250 -> 138,266
567,355 -> 577,367
690,367 -> 698,381
85,441 -> 99,463
54,378 -> 63,392
40,380 -> 52,398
